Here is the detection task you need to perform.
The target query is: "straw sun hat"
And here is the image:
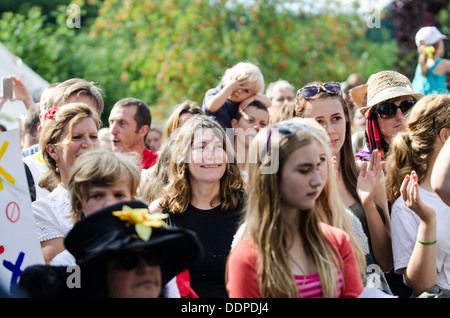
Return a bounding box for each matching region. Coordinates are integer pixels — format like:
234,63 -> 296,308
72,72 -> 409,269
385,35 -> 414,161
350,70 -> 423,117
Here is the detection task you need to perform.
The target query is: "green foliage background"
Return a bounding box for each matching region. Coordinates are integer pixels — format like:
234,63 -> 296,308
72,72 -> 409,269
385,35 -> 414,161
0,0 -> 398,126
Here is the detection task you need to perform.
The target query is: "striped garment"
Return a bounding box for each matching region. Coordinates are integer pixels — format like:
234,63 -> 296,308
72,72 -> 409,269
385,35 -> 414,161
295,272 -> 343,298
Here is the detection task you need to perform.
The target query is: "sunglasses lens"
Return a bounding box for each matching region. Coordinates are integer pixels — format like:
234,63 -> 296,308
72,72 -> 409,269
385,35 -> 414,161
142,248 -> 161,266
323,83 -> 341,94
115,251 -> 140,270
301,86 -> 320,98
399,100 -> 415,114
377,103 -> 396,119
378,100 -> 416,119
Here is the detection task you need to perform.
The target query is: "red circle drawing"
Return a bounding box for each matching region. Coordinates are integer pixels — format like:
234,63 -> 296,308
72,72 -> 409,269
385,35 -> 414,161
6,202 -> 20,223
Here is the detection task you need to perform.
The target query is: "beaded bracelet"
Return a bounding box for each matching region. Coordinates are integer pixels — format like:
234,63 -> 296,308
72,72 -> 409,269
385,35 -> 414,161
416,238 -> 437,245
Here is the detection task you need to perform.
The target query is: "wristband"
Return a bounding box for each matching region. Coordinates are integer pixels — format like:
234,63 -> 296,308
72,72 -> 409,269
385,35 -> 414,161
416,238 -> 437,245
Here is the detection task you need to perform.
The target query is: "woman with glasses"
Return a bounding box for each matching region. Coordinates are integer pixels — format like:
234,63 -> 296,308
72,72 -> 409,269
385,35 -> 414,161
385,94 -> 450,297
18,201 -> 201,298
350,70 -> 423,164
149,115 -> 246,298
293,81 -> 393,275
226,120 -> 364,298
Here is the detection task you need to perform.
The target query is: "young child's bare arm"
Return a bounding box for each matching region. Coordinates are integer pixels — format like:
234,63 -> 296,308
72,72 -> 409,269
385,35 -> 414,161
206,74 -> 249,112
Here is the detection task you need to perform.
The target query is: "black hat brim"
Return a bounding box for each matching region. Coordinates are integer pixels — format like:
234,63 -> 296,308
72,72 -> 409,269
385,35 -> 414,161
64,201 -> 202,283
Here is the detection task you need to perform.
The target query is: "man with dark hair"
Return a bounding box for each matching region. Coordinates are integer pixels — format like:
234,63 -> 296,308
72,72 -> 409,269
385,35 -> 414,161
108,97 -> 157,169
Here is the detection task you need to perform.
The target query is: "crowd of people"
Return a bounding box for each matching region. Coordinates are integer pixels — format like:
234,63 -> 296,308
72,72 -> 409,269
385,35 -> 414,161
0,25 -> 449,299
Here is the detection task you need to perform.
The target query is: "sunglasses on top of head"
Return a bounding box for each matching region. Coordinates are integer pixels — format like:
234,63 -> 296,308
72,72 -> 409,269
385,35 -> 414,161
376,99 -> 416,119
297,82 -> 342,99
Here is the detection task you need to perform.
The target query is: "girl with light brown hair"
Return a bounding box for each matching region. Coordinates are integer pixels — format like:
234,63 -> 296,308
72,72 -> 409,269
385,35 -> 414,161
227,119 -> 364,298
386,94 -> 450,297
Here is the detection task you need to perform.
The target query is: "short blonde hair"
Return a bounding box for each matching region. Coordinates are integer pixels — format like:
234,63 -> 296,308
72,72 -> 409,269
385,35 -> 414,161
46,78 -> 104,114
69,148 -> 141,223
221,62 -> 265,94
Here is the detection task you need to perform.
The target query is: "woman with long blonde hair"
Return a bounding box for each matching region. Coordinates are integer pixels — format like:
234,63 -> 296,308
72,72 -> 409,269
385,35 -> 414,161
227,120 -> 364,298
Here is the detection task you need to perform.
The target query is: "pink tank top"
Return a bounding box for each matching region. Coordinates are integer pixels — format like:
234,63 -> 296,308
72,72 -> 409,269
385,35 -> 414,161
294,272 -> 343,298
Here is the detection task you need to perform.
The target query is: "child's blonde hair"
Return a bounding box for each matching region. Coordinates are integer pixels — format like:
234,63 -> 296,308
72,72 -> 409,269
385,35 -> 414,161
69,148 -> 141,223
221,62 -> 265,94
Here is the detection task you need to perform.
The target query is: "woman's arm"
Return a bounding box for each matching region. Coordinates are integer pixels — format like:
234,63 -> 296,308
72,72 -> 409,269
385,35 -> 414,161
226,238 -> 261,298
41,238 -> 65,265
357,150 -> 393,272
431,137 -> 450,206
401,172 -> 437,296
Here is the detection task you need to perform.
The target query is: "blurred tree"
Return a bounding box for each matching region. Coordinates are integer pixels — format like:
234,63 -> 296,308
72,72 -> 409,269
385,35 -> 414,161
386,0 -> 449,80
89,0 -> 398,123
0,0 -> 399,126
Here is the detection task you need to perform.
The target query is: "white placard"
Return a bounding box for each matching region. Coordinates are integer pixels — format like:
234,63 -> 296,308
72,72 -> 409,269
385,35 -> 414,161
0,129 -> 44,295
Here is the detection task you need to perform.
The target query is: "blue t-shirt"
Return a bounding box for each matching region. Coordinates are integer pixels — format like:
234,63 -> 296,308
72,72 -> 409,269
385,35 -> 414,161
412,58 -> 449,95
202,85 -> 239,129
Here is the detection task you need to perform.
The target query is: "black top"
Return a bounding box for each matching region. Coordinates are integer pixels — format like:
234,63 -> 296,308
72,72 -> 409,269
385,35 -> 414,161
169,203 -> 243,298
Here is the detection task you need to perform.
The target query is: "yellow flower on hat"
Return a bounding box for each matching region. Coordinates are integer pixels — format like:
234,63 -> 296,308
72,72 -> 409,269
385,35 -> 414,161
113,205 -> 168,241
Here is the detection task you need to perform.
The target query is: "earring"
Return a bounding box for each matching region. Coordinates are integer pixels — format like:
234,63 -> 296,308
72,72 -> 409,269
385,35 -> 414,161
55,163 -> 59,174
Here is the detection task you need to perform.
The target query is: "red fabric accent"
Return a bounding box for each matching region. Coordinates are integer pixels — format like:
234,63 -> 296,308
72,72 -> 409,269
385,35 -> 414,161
176,270 -> 198,298
44,105 -> 59,120
140,148 -> 158,169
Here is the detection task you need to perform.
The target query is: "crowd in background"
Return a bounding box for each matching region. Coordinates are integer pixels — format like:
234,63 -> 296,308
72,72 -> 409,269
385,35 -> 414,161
0,25 -> 449,299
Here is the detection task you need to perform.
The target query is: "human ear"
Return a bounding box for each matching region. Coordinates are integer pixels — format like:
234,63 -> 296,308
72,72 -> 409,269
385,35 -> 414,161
46,143 -> 59,162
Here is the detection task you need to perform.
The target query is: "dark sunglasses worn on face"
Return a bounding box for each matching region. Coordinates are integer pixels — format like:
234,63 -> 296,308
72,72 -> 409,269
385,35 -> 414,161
297,82 -> 342,99
376,99 -> 416,119
113,248 -> 162,270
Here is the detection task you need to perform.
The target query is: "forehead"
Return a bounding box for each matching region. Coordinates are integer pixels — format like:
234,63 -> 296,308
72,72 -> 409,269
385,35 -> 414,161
273,87 -> 295,97
304,98 -> 344,117
245,81 -> 259,93
109,105 -> 137,121
285,140 -> 320,165
192,128 -> 222,143
240,106 -> 268,120
67,94 -> 99,113
61,117 -> 97,136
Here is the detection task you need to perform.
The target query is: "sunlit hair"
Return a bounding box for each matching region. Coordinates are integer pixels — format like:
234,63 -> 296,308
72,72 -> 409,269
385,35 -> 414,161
39,103 -> 101,192
221,62 -> 265,94
268,101 -> 295,125
418,41 -> 441,77
294,81 -> 361,209
161,100 -> 203,143
265,79 -> 295,100
141,132 -> 177,204
386,94 -> 450,202
69,149 -> 141,223
245,119 -> 343,298
285,118 -> 367,277
46,78 -> 104,114
159,115 -> 245,214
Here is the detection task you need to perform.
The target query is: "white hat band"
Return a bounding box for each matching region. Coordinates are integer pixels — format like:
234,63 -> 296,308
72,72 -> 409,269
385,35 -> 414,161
371,85 -> 414,104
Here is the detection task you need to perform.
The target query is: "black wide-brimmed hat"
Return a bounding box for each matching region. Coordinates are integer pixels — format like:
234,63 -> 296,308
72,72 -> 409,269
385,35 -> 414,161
64,200 -> 202,283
